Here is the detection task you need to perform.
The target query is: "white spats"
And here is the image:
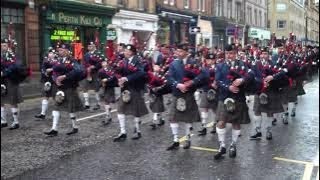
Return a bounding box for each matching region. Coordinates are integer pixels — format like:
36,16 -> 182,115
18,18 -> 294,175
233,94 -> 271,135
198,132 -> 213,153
185,123 -> 193,140
216,127 -> 226,147
254,115 -> 262,132
1,106 -> 6,123
52,110 -> 60,131
69,113 -> 78,129
153,113 -> 159,124
232,129 -> 241,144
170,123 -> 179,142
11,108 -> 19,125
41,99 -> 49,115
134,117 -> 141,133
118,114 -> 126,134
104,105 -> 111,119
83,92 -> 90,106
200,111 -> 208,126
95,93 -> 100,102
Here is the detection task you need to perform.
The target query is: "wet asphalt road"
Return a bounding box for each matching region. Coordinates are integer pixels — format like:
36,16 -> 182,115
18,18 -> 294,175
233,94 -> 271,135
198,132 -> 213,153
1,77 -> 319,180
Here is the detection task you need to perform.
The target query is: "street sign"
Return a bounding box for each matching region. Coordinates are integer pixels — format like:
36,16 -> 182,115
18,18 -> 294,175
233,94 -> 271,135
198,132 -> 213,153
189,26 -> 201,34
106,30 -> 117,41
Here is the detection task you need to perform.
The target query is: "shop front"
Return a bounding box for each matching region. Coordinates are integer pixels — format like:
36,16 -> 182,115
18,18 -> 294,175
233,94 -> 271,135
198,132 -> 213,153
211,17 -> 228,49
110,9 -> 158,51
248,27 -> 271,46
156,7 -> 197,47
40,0 -> 116,60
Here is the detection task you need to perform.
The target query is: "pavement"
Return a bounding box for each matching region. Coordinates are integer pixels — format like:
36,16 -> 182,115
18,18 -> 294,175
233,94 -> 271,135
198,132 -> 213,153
1,76 -> 319,180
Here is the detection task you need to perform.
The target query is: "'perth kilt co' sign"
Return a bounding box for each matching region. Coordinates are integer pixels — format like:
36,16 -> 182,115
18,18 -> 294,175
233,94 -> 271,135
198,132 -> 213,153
48,12 -> 103,27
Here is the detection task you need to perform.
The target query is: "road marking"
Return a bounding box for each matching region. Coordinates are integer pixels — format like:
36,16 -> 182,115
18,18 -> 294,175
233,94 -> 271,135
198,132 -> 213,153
179,134 -> 194,143
273,157 -> 311,165
190,146 -> 218,152
76,101 -> 150,122
302,163 -> 314,180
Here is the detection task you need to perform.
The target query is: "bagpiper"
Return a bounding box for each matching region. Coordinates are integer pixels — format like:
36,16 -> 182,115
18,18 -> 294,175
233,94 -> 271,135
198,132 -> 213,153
1,38 -> 30,130
44,43 -> 85,136
113,44 -> 149,142
166,43 -> 209,150
34,47 -> 59,120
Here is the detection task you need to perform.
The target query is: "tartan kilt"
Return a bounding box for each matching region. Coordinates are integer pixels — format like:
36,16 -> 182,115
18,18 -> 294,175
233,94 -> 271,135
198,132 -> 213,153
149,93 -> 165,113
41,81 -> 55,98
98,87 -> 116,104
81,72 -> 99,92
53,86 -> 84,113
296,77 -> 306,96
117,88 -> 149,117
216,100 -> 250,124
1,80 -> 23,105
198,91 -> 218,112
168,91 -> 200,123
286,83 -> 298,103
253,91 -> 284,117
279,88 -> 289,104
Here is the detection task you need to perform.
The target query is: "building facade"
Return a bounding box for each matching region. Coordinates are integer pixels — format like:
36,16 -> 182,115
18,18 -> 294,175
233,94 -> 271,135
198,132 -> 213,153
305,0 -> 319,45
268,0 -> 306,42
245,0 -> 270,46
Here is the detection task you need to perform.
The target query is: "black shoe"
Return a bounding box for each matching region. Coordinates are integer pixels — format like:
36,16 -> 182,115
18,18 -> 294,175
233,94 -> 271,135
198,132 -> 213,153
183,140 -> 191,149
101,118 -> 112,126
131,132 -> 142,140
166,142 -> 180,151
113,133 -> 127,142
291,111 -> 296,117
9,124 -> 19,130
198,127 -> 207,136
1,123 -> 8,128
44,129 -> 58,137
250,132 -> 262,140
272,119 -> 277,126
66,128 -> 78,135
35,114 -> 46,120
214,146 -> 226,160
266,131 -> 272,140
210,124 -> 217,134
150,123 -> 157,130
93,104 -> 100,110
157,119 -> 165,126
229,144 -> 237,158
85,105 -> 90,110
295,101 -> 298,105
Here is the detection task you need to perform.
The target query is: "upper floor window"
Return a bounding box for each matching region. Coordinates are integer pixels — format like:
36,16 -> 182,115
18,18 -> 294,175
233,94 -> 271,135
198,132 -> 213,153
164,0 -> 168,4
138,0 -> 144,10
169,0 -> 175,6
94,0 -> 102,3
215,0 -> 223,16
184,0 -> 190,9
197,0 -> 206,12
227,0 -> 232,19
277,20 -> 286,29
236,2 -> 241,22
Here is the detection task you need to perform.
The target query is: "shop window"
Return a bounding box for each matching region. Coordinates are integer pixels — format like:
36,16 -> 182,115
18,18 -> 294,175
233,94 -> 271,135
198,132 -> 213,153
94,0 -> 102,3
1,7 -> 25,64
227,0 -> 232,19
204,38 -> 210,47
163,0 -> 168,5
277,20 -> 286,29
169,0 -> 175,6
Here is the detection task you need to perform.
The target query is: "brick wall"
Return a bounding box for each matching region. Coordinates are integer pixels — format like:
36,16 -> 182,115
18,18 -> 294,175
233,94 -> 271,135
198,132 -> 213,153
25,7 -> 40,71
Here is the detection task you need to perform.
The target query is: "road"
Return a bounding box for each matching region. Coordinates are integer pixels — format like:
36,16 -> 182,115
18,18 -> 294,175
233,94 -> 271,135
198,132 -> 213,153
1,77 -> 319,180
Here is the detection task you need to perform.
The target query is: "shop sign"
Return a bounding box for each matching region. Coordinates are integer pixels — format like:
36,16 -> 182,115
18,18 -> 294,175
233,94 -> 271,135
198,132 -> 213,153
106,30 -> 117,40
50,30 -> 80,41
48,12 -> 103,27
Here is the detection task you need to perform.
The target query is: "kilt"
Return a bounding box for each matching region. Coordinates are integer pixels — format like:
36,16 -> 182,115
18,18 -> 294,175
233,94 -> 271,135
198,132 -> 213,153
286,83 -> 298,103
98,87 -> 116,104
81,72 -> 99,92
168,91 -> 200,123
117,88 -> 149,117
216,100 -> 250,124
1,80 -> 23,105
253,91 -> 284,117
198,91 -> 218,112
53,87 -> 84,113
279,88 -> 289,104
149,93 -> 165,113
296,77 -> 306,96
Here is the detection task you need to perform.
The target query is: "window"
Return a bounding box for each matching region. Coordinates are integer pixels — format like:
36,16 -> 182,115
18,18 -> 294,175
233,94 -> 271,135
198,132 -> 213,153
184,0 -> 189,9
169,0 -> 175,6
198,0 -> 205,11
94,0 -> 102,3
138,0 -> 144,10
163,0 -> 168,4
227,0 -> 232,19
215,0 -> 223,16
277,20 -> 286,29
247,7 -> 252,24
202,0 -> 206,12
254,9 -> 257,25
118,0 -> 125,6
259,11 -> 262,27
236,2 -> 241,22
264,12 -> 267,27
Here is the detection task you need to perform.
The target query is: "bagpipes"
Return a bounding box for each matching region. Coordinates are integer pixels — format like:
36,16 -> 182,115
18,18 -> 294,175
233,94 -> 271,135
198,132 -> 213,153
97,67 -> 118,88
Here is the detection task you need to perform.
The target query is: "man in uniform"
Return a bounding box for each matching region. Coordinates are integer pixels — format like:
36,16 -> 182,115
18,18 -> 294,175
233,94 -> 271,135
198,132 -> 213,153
1,38 -> 29,129
82,42 -> 106,110
44,43 -> 85,136
213,44 -> 256,160
166,43 -> 209,150
113,44 -> 149,142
